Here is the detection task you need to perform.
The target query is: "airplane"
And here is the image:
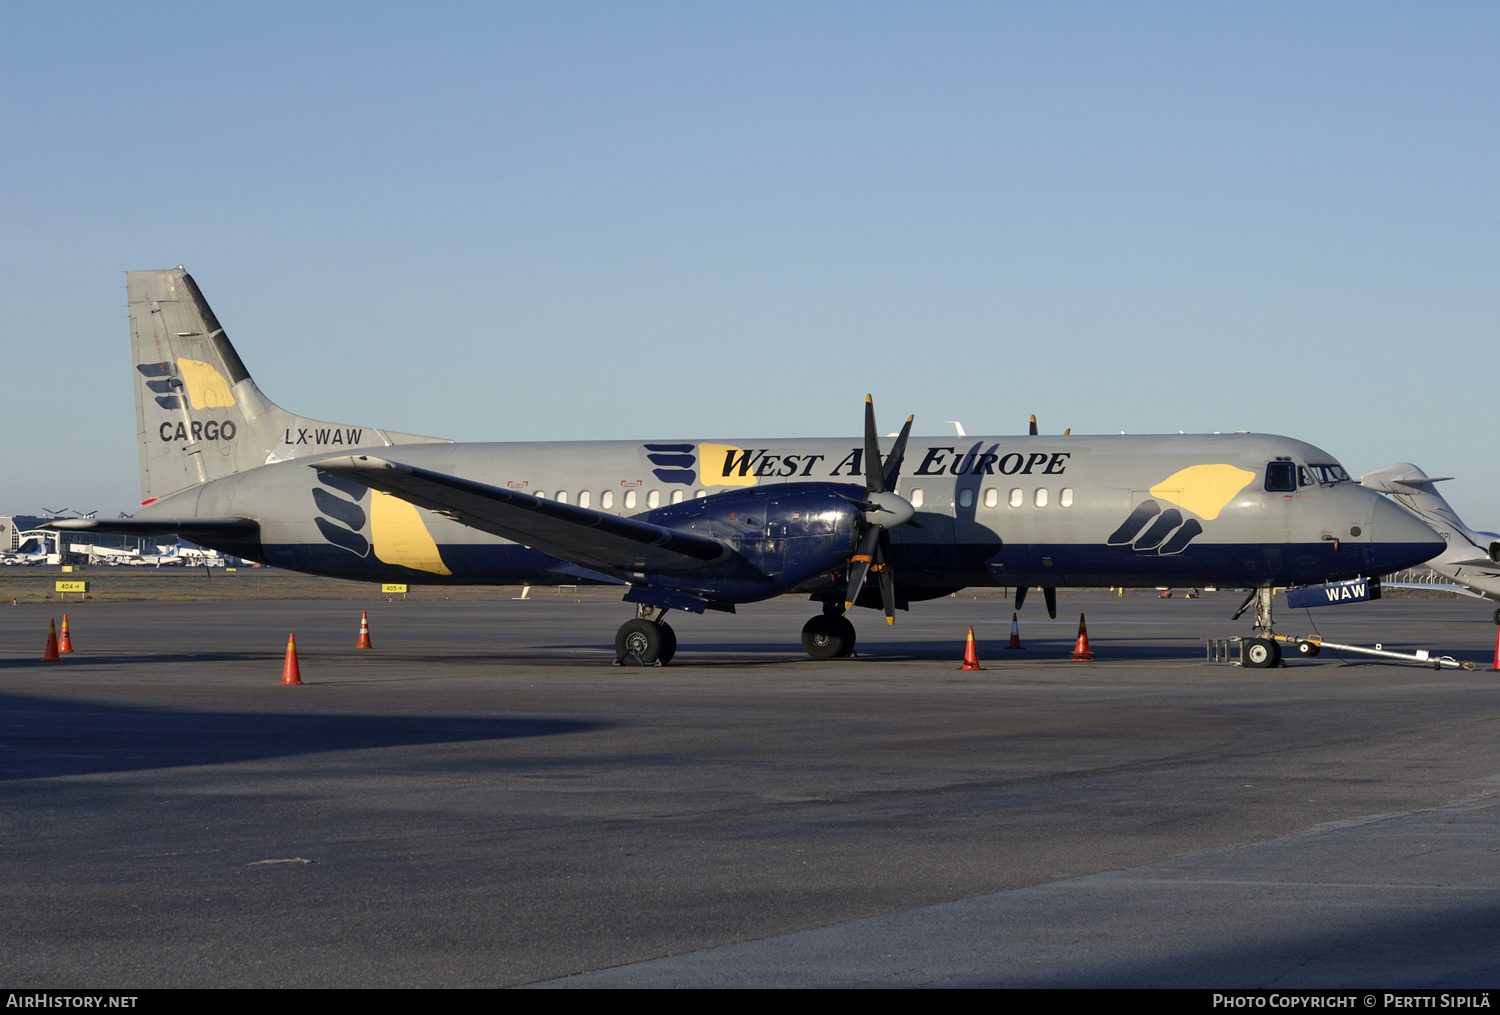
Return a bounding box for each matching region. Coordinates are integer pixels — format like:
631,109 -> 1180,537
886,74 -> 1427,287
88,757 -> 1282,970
73,542 -> 141,565
1361,463 -> 1500,624
173,542 -> 234,567
0,541 -> 51,566
48,268 -> 1444,668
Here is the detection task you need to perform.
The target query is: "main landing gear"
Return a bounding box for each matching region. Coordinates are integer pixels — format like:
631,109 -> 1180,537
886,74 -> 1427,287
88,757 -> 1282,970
615,604 -> 677,666
801,602 -> 856,660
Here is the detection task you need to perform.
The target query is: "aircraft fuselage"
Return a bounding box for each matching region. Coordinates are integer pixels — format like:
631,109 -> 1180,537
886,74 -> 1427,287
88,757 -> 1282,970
143,431 -> 1440,603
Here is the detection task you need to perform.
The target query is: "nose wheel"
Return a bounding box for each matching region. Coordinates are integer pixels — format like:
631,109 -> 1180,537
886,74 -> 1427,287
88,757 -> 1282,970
801,613 -> 856,659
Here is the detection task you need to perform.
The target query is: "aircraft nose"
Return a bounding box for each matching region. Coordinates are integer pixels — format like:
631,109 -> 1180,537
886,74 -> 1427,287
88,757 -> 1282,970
1369,494 -> 1445,572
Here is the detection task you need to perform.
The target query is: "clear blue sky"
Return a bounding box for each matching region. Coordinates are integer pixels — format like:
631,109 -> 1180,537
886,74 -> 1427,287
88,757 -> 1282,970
3,3 -> 1496,524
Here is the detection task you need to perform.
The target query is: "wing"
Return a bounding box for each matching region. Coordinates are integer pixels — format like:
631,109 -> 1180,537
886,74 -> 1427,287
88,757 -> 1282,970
1379,581 -> 1487,599
315,455 -> 733,578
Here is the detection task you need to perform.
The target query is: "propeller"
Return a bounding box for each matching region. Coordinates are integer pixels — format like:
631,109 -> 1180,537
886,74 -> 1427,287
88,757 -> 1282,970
1021,415 -> 1065,617
1029,413 -> 1069,437
843,395 -> 919,625
1013,584 -> 1058,619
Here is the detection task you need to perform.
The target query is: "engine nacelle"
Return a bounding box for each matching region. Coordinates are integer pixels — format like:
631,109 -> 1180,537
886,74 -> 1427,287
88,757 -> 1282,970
639,482 -> 865,598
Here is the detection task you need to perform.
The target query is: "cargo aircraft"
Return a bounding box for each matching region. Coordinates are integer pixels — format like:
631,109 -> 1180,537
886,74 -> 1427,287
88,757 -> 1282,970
49,269 -> 1444,668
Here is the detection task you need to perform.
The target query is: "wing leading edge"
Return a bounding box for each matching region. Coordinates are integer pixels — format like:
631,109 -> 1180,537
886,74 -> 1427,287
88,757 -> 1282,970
314,455 -> 733,579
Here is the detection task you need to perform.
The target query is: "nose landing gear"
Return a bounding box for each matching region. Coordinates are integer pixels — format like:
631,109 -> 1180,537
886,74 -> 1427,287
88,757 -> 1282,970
1234,585 -> 1284,668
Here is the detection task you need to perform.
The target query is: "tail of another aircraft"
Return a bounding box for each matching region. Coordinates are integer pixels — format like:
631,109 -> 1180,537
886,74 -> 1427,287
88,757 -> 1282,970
128,268 -> 448,502
1361,463 -> 1500,564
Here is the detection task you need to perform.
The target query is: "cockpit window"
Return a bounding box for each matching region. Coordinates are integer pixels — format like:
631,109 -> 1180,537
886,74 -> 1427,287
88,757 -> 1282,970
1298,466 -> 1315,487
1265,462 -> 1297,492
1307,463 -> 1349,484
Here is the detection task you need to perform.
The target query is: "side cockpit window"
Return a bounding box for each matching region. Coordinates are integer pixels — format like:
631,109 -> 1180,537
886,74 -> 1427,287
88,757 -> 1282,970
1265,462 -> 1297,492
1299,466 -> 1315,487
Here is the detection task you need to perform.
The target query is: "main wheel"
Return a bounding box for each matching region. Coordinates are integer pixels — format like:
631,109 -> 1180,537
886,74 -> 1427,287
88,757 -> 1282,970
1493,606 -> 1500,627
616,619 -> 666,665
1295,640 -> 1321,658
1243,637 -> 1281,669
802,614 -> 855,660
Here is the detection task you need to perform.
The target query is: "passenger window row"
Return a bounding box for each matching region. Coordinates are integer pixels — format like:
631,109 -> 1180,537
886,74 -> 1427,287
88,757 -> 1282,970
533,486 -> 1077,514
906,488 -> 1075,509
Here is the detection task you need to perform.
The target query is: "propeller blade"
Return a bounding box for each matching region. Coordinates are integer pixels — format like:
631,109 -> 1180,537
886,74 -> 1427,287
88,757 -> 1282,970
1043,586 -> 1057,620
1029,414 -> 1038,436
1015,585 -> 1028,611
844,525 -> 883,610
882,414 -> 914,492
864,395 -> 885,495
877,539 -> 897,625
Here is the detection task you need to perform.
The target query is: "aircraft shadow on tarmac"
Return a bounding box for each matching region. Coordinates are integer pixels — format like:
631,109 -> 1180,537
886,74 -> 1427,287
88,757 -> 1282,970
0,694 -> 604,781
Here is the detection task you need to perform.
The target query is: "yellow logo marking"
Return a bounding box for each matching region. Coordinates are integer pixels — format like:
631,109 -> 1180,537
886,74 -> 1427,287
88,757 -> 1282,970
370,491 -> 452,575
698,443 -> 759,487
1149,464 -> 1257,521
176,358 -> 235,408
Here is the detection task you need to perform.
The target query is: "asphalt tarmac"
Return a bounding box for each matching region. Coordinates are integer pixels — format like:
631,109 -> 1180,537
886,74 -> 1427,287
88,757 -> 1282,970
1,590 -> 1497,987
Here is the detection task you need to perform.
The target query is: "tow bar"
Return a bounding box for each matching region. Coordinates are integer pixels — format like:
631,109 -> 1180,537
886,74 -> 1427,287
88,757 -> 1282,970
1271,634 -> 1473,670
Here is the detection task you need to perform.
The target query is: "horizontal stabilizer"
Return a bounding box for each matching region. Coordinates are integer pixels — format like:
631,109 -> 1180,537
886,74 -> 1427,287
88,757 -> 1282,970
315,456 -> 733,577
1360,463 -> 1453,493
43,517 -> 259,539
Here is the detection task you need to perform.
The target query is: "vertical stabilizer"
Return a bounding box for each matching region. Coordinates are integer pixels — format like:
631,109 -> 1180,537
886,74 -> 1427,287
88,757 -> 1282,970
129,268 -> 449,502
1361,464 -> 1466,536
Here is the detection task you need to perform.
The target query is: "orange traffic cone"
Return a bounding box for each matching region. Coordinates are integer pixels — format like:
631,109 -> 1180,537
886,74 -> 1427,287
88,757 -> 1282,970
958,625 -> 984,670
356,610 -> 372,649
1491,625 -> 1500,672
43,619 -> 60,661
280,633 -> 303,685
1006,611 -> 1023,649
1072,614 -> 1093,661
58,614 -> 74,653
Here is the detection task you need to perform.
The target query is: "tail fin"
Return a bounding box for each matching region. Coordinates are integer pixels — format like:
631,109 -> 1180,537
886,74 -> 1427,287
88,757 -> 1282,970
1361,463 -> 1471,541
129,268 -> 448,502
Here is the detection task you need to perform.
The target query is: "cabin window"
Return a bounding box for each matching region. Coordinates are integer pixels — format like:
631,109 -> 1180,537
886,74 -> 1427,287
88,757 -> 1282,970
646,490 -> 660,509
909,488 -> 924,508
1009,488 -> 1023,508
671,490 -> 684,504
601,490 -> 614,510
1034,488 -> 1049,508
555,491 -> 568,504
1060,488 -> 1074,508
578,491 -> 590,508
983,488 -> 998,508
958,489 -> 974,508
624,490 -> 637,510
1265,462 -> 1297,492
695,489 -> 707,499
